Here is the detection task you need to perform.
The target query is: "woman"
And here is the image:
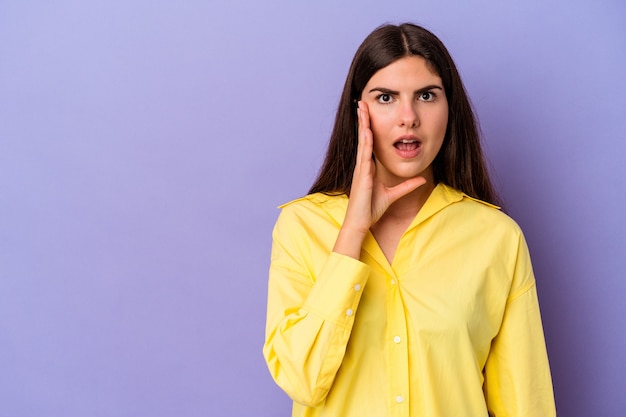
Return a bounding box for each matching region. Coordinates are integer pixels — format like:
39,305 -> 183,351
263,23 -> 556,416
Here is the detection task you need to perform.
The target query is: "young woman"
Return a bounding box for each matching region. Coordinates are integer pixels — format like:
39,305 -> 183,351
263,23 -> 556,417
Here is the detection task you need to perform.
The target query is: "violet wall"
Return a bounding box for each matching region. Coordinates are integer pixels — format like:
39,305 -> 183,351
1,1 -> 624,416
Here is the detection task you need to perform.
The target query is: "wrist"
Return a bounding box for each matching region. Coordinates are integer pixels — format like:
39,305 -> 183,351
333,225 -> 368,260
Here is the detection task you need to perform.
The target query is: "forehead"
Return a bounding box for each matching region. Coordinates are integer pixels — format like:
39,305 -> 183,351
365,56 -> 442,89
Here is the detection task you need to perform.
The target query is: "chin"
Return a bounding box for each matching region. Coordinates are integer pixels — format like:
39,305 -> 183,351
395,168 -> 428,179
398,167 -> 434,183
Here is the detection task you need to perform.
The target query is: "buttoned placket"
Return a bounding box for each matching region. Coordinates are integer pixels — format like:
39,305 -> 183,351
387,272 -> 410,416
361,231 -> 412,416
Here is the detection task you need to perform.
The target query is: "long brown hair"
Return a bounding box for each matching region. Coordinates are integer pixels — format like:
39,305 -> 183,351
308,23 -> 500,206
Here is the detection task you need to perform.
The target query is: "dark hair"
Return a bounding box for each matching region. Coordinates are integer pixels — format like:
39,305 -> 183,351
308,23 -> 500,206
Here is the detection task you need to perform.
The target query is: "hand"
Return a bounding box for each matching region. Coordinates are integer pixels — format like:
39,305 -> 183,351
347,101 -> 426,228
333,101 -> 426,259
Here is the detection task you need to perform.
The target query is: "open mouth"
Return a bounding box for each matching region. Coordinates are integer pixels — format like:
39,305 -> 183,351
394,138 -> 421,151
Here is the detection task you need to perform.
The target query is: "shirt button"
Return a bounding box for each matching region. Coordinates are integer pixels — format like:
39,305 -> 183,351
346,309 -> 353,316
395,395 -> 404,403
393,336 -> 401,343
353,284 -> 361,291
391,279 -> 396,285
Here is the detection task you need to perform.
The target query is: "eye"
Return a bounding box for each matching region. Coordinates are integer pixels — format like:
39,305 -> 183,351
376,93 -> 393,104
418,91 -> 436,102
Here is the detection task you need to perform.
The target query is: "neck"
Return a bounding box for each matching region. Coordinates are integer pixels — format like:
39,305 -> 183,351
385,179 -> 436,221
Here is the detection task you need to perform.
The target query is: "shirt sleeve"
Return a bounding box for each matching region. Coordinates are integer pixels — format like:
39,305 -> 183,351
483,233 -> 556,417
263,208 -> 370,407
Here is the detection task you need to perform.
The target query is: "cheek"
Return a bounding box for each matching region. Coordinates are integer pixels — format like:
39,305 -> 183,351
439,116 -> 449,137
431,109 -> 449,138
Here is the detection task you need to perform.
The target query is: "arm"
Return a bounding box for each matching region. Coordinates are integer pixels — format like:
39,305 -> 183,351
483,235 -> 556,416
263,215 -> 370,406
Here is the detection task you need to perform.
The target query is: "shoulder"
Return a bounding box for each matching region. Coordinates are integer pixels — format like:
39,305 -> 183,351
274,192 -> 348,232
271,193 -> 347,254
278,192 -> 346,209
466,197 -> 517,223
439,185 -> 524,240
445,190 -> 534,285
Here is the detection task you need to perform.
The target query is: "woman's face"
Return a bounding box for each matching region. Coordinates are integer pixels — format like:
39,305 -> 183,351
361,55 -> 448,187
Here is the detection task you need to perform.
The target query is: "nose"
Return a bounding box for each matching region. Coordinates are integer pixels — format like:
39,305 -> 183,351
398,100 -> 419,128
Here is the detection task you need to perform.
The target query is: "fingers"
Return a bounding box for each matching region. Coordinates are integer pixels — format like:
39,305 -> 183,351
345,101 -> 376,232
355,104 -> 364,166
358,100 -> 371,131
356,101 -> 373,167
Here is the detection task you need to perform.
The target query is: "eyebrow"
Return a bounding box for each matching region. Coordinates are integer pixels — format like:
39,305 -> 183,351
367,85 -> 444,95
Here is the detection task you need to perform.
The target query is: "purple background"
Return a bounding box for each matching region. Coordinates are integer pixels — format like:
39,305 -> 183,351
1,1 -> 624,416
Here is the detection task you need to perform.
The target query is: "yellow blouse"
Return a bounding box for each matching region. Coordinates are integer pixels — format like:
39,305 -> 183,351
263,184 -> 556,417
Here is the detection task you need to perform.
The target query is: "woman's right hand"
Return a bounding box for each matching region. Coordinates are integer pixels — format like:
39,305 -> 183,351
333,101 -> 426,259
